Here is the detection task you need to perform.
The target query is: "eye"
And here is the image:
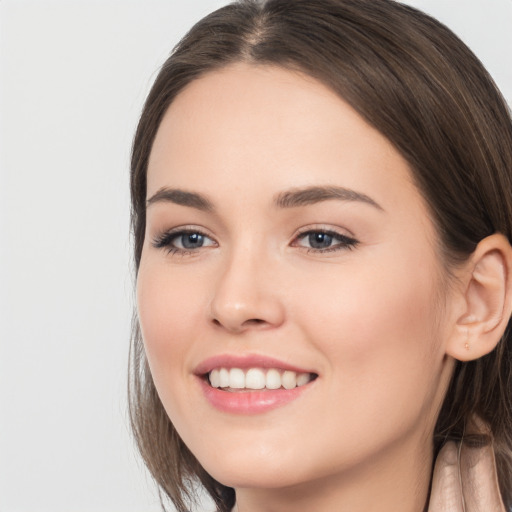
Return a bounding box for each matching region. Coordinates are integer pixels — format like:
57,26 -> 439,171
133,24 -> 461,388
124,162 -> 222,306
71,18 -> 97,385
293,229 -> 358,253
152,228 -> 216,254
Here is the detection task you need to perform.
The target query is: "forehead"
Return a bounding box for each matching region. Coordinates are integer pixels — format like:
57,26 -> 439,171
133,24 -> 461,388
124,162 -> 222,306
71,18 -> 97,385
147,63 -> 425,220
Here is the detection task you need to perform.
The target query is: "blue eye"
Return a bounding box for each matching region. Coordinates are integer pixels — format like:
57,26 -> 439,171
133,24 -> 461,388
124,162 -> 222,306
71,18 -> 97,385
177,232 -> 207,249
153,229 -> 216,254
295,230 -> 358,252
307,232 -> 334,249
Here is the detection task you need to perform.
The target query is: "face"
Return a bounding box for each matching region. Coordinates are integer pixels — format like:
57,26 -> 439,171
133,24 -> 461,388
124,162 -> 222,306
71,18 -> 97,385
137,64 -> 456,492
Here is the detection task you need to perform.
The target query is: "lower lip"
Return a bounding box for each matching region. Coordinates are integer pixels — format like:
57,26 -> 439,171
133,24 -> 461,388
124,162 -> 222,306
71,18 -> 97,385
198,378 -> 313,414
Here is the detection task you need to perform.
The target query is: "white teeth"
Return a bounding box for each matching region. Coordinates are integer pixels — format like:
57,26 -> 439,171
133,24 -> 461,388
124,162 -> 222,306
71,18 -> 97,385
208,367 -> 314,390
229,368 -> 245,389
219,368 -> 230,388
296,372 -> 311,387
209,368 -> 220,388
282,370 -> 297,390
266,368 -> 282,389
245,368 -> 266,389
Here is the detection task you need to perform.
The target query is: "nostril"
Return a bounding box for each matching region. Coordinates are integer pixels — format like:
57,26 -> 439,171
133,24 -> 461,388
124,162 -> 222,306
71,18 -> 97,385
211,316 -> 267,331
243,318 -> 266,326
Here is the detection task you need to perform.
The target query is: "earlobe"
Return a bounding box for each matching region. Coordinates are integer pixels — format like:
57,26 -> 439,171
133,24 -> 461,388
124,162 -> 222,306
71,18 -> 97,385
446,234 -> 512,362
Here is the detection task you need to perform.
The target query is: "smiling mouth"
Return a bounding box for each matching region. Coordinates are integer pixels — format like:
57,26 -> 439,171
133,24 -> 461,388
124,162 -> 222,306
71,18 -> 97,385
207,367 -> 318,391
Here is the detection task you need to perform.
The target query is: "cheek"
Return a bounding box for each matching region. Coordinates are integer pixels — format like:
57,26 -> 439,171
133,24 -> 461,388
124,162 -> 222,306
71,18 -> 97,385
136,265 -> 211,444
136,258 -> 203,398
298,257 -> 440,342
137,252 -> 207,342
292,256 -> 445,413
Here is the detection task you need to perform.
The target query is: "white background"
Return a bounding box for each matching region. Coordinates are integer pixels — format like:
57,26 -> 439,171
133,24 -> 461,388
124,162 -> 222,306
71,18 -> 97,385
0,1 -> 511,511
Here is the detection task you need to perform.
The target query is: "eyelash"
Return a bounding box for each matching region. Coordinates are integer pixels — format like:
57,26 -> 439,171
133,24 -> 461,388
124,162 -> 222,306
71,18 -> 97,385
152,228 -> 216,256
152,227 -> 359,256
293,229 -> 359,253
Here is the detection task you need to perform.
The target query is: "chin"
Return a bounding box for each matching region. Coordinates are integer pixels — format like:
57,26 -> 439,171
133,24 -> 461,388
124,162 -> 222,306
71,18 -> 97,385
184,433 -> 313,489
204,459 -> 311,490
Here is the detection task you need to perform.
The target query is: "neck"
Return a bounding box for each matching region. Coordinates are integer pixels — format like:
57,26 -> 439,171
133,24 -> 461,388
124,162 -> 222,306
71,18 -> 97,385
233,432 -> 433,512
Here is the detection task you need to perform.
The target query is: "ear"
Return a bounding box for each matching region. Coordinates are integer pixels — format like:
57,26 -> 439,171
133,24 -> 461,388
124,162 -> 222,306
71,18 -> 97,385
446,234 -> 512,362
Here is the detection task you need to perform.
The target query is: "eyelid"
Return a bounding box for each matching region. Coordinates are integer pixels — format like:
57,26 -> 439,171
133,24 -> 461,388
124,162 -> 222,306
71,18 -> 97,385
291,225 -> 359,253
150,223 -> 358,256
151,225 -> 218,254
293,223 -> 356,238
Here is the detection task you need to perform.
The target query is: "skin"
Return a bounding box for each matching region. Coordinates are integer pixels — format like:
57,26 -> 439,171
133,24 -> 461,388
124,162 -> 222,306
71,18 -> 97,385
137,63 -> 503,511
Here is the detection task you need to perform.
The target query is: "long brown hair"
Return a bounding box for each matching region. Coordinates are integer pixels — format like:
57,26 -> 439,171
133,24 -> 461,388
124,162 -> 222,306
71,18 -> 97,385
129,1 -> 512,510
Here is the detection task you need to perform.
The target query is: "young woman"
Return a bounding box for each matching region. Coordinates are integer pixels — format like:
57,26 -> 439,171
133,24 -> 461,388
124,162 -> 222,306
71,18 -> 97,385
129,1 -> 512,510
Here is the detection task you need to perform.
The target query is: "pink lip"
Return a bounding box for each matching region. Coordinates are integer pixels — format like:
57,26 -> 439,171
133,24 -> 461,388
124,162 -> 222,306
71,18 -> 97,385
194,354 -> 317,415
198,379 -> 313,414
194,353 -> 314,375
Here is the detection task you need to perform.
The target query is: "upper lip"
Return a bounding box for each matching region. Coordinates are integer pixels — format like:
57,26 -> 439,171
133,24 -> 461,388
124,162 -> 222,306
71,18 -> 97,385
194,354 -> 317,376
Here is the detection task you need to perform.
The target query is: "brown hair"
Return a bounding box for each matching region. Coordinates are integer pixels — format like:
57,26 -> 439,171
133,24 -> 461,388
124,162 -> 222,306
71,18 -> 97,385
129,1 -> 512,510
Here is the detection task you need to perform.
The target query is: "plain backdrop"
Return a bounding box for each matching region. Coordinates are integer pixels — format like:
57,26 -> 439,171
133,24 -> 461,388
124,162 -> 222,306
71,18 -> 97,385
0,1 -> 511,511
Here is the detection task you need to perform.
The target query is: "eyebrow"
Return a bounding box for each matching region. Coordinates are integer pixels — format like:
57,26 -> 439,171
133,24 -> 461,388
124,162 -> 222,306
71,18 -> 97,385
146,185 -> 383,212
274,186 -> 383,211
146,187 -> 214,211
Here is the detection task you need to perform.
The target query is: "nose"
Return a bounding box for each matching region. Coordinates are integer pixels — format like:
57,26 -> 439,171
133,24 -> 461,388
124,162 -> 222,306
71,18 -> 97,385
209,249 -> 285,333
